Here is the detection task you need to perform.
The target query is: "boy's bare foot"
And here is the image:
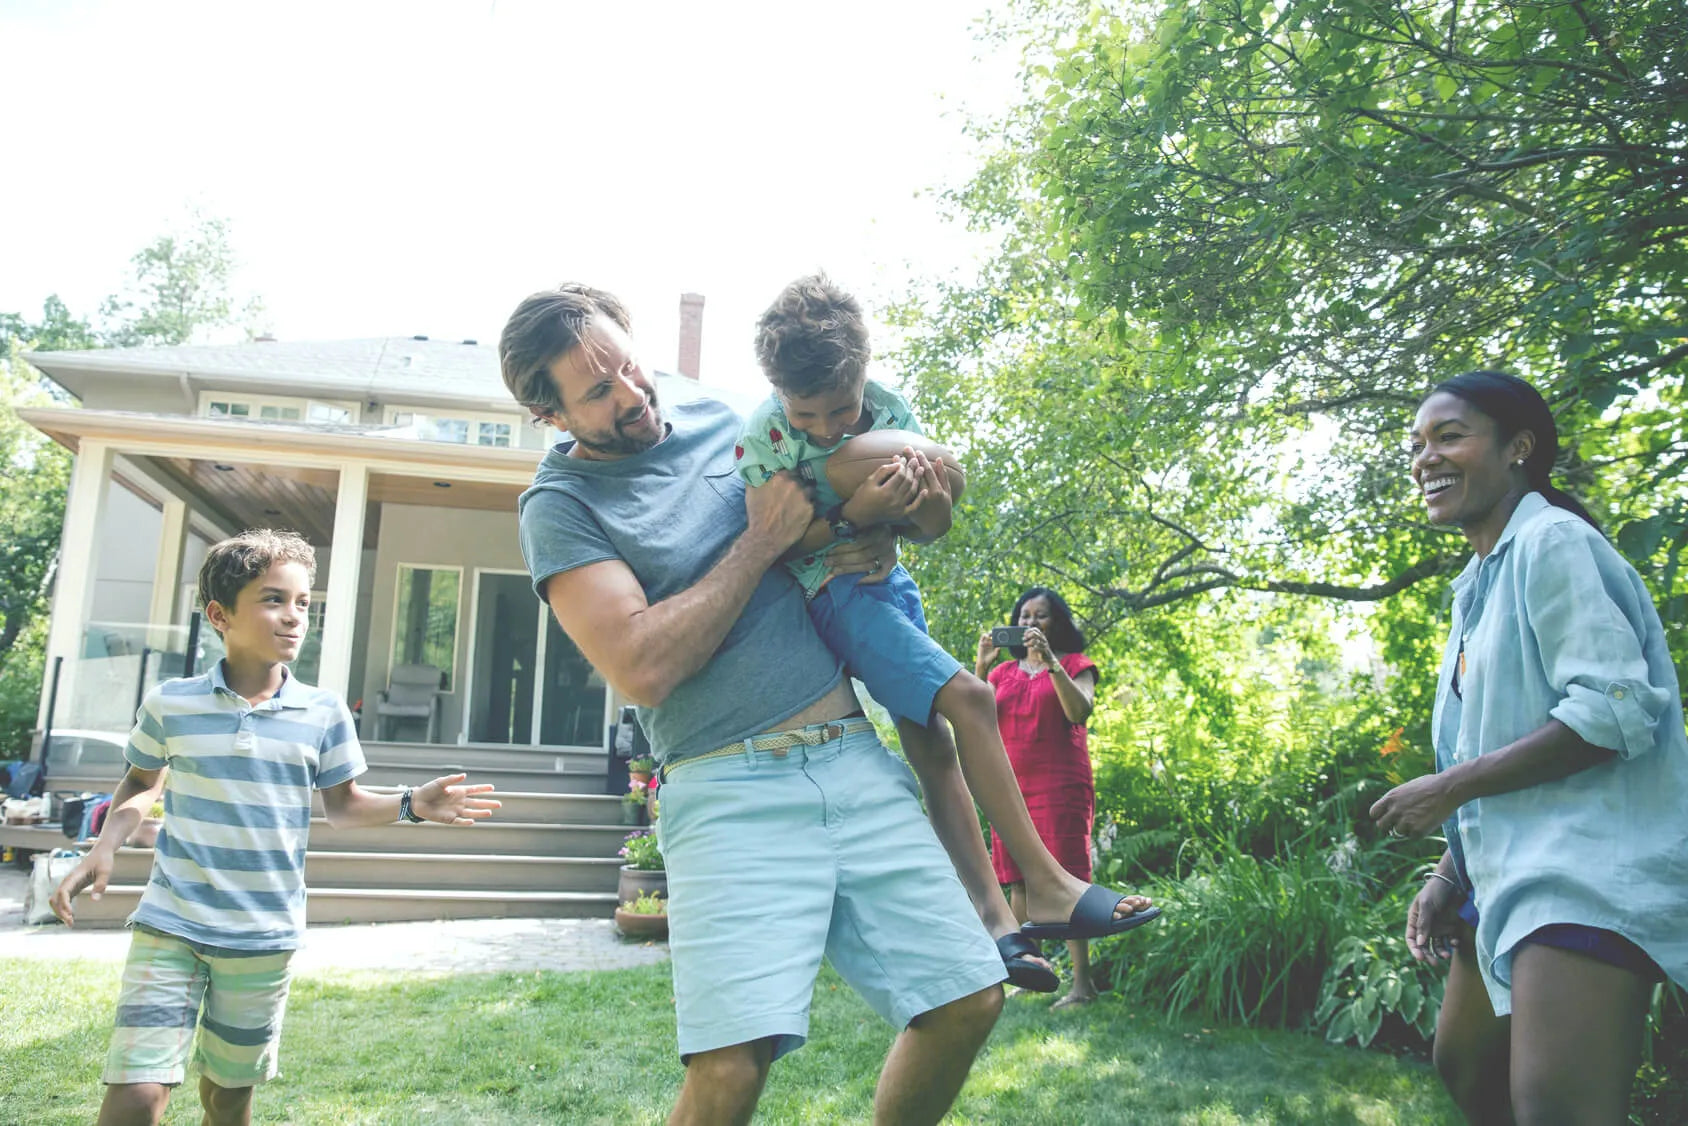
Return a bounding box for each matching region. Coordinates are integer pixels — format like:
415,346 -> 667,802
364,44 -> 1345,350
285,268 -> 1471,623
1051,989 -> 1097,1011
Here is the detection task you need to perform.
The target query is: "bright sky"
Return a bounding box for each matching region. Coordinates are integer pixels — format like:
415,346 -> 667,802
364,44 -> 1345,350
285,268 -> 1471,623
0,0 -> 1020,398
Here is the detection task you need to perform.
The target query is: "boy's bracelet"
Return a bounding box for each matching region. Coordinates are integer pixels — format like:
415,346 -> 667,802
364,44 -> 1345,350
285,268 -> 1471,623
398,786 -> 426,824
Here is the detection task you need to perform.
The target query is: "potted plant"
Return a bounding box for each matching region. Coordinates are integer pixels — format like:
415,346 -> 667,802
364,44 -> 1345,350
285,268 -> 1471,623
127,800 -> 165,848
613,888 -> 668,939
617,828 -> 666,904
621,779 -> 648,826
627,755 -> 656,784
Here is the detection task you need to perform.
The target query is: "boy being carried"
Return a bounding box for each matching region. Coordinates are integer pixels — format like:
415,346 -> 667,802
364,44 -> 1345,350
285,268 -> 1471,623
51,529 -> 499,1126
736,275 -> 1158,991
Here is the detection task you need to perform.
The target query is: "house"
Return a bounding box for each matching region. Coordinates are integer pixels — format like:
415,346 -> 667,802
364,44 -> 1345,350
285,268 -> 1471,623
7,294 -> 740,924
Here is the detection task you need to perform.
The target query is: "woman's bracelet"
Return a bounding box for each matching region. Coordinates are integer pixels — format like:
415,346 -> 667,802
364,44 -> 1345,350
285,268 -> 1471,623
1423,871 -> 1462,896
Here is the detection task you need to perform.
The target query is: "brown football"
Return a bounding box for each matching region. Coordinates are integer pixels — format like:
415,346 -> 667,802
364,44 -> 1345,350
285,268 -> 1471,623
824,428 -> 966,501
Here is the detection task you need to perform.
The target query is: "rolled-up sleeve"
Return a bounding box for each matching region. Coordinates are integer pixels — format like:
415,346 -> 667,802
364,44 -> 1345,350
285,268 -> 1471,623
1523,522 -> 1672,759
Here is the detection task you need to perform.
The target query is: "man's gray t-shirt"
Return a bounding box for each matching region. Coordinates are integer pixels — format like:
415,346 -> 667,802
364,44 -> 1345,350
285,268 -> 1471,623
517,398 -> 843,764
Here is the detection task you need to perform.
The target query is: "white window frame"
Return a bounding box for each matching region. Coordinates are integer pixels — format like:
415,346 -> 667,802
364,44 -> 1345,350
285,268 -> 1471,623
199,391 -> 360,424
383,407 -> 520,447
388,563 -> 464,693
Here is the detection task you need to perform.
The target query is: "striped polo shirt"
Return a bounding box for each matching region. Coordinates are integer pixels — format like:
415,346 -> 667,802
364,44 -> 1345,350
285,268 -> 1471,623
124,662 -> 366,950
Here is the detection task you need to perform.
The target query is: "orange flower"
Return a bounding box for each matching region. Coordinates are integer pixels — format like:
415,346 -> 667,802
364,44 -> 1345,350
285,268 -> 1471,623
1379,727 -> 1406,757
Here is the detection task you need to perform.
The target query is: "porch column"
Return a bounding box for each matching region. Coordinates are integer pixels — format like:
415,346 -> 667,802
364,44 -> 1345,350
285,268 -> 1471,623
147,497 -> 190,647
316,463 -> 368,700
38,439 -> 116,729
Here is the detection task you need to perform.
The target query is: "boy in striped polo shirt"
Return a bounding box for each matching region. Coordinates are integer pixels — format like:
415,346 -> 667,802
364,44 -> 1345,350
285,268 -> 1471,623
51,529 -> 499,1126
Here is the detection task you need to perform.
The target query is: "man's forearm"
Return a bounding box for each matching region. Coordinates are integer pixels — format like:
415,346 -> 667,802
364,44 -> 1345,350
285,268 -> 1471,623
1442,718 -> 1615,806
621,528 -> 788,704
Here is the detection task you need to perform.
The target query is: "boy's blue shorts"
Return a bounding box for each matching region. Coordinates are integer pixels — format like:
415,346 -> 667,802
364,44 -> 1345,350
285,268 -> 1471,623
808,567 -> 963,725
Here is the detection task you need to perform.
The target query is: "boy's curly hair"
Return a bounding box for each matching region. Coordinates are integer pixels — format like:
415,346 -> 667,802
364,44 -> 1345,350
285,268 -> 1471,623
753,273 -> 870,397
198,529 -> 316,630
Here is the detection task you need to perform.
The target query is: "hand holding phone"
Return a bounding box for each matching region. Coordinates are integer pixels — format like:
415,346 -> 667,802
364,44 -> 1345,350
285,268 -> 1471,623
990,626 -> 1028,648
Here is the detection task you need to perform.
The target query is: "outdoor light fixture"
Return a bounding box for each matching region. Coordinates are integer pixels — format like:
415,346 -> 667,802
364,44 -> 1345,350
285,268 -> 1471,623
433,481 -> 451,488
212,464 -> 235,471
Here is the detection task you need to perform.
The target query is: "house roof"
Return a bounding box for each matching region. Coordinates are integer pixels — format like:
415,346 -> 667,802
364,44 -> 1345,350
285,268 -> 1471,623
22,336 -> 751,414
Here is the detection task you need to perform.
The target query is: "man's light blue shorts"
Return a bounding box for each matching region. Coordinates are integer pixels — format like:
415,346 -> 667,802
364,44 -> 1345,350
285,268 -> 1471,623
656,727 -> 1006,1062
808,567 -> 963,726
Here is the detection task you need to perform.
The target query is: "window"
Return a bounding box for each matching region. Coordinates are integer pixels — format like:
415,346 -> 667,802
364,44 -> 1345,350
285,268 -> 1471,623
387,409 -> 517,447
392,566 -> 460,689
200,393 -> 358,424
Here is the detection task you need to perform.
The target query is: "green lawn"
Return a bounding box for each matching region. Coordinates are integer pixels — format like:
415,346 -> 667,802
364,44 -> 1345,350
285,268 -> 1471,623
1,959 -> 1460,1125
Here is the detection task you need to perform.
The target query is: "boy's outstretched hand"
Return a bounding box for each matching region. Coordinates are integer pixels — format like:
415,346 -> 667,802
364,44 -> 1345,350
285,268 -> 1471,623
412,774 -> 501,826
49,850 -> 116,927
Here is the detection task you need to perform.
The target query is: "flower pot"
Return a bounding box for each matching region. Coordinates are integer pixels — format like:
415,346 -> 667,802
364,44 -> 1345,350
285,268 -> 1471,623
618,865 -> 667,905
628,770 -> 653,785
127,818 -> 163,849
620,802 -> 645,826
614,906 -> 668,940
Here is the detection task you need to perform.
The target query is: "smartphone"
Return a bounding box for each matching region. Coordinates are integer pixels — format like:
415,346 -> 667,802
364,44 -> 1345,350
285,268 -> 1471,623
990,626 -> 1028,648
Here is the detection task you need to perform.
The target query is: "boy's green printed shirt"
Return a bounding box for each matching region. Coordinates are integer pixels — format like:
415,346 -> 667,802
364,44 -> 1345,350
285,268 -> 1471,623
734,379 -> 922,597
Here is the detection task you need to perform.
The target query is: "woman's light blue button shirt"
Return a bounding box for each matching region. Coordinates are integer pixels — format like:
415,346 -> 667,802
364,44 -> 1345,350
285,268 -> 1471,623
1432,492 -> 1688,1014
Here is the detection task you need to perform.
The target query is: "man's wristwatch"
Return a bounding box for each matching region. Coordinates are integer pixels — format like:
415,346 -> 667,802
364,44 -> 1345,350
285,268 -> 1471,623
398,785 -> 426,824
826,503 -> 858,542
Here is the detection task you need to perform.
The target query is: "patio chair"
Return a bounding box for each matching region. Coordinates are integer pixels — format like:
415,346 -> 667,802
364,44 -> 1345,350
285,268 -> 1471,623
375,663 -> 444,742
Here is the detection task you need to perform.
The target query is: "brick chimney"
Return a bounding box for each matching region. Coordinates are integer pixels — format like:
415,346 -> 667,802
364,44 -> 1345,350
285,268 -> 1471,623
678,292 -> 704,380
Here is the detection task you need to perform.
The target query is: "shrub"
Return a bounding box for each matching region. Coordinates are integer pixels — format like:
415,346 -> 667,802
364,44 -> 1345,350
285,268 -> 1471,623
1315,930 -> 1443,1049
1096,832 -> 1409,1032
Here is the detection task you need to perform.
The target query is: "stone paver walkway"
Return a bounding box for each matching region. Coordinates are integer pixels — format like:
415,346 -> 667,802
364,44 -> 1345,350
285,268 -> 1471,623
0,866 -> 669,975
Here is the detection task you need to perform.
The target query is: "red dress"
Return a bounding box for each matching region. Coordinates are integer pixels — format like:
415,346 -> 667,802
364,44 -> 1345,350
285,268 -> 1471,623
988,652 -> 1098,885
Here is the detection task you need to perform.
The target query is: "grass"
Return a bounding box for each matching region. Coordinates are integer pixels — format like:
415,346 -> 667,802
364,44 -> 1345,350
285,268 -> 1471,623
1,958 -> 1461,1125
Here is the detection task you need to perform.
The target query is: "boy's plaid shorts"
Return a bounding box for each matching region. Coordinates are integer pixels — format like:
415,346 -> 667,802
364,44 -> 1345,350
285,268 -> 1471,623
103,924 -> 294,1088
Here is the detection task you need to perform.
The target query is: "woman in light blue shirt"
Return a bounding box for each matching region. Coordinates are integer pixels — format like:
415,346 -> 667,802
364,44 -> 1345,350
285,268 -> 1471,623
1371,371 -> 1687,1125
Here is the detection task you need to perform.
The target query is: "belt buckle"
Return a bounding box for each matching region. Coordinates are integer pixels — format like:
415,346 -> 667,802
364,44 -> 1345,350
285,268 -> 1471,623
821,722 -> 844,743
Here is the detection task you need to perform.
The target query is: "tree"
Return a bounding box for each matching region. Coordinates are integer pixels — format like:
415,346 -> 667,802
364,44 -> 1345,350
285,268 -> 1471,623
99,210 -> 263,347
894,0 -> 1688,649
0,214 -> 258,751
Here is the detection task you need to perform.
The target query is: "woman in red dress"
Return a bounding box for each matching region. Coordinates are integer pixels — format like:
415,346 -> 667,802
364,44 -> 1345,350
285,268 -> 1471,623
976,586 -> 1105,1008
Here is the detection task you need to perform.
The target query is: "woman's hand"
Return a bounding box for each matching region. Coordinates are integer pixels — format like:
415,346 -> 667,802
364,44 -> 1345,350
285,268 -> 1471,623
976,629 -> 1001,667
1023,626 -> 1056,671
1406,877 -> 1465,966
1369,773 -> 1461,839
827,525 -> 898,584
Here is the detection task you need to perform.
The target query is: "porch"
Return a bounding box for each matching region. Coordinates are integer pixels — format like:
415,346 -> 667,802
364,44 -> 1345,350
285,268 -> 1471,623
12,407 -> 635,923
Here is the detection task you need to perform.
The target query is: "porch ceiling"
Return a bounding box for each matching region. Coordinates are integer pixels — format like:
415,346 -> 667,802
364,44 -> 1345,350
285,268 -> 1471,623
15,407 -> 534,550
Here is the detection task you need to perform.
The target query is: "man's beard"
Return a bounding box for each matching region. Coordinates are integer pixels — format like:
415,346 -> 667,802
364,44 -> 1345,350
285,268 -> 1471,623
569,392 -> 664,458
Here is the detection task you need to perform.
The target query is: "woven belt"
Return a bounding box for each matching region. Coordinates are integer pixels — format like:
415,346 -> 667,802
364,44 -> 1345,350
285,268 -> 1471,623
661,716 -> 875,780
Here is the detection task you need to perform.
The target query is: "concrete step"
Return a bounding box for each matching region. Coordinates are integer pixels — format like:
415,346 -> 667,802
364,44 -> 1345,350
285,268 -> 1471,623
304,819 -> 631,856
67,885 -> 621,928
361,741 -> 609,774
108,848 -> 622,893
357,763 -> 608,795
309,788 -> 627,826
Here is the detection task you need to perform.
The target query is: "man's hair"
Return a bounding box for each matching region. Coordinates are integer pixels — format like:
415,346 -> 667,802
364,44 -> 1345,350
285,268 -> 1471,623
499,284 -> 632,415
198,529 -> 317,631
753,273 -> 871,397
